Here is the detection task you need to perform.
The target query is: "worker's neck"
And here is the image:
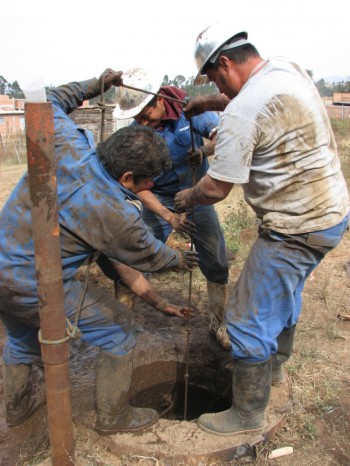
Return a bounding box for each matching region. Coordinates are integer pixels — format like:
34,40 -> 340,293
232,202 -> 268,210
237,57 -> 266,84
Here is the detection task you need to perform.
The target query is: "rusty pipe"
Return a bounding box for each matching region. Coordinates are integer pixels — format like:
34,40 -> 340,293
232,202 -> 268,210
25,102 -> 75,465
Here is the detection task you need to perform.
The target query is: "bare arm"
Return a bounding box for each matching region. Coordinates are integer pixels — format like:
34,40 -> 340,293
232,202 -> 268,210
115,263 -> 190,318
137,190 -> 174,223
137,190 -> 196,238
175,174 -> 234,210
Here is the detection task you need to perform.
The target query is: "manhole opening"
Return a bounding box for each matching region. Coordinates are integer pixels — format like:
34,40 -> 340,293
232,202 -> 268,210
132,380 -> 231,421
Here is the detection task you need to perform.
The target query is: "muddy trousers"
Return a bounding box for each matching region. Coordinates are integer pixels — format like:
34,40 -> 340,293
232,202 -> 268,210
225,214 -> 349,362
0,279 -> 136,366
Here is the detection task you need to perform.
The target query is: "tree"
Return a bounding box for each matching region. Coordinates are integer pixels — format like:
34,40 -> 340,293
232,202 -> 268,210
0,76 -> 8,95
7,80 -> 25,99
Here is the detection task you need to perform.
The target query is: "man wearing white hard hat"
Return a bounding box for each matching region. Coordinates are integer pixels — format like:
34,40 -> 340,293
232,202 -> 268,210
113,68 -> 231,351
175,23 -> 350,436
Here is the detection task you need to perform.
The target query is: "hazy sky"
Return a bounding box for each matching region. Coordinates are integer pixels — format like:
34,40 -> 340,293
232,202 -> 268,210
2,0 -> 350,88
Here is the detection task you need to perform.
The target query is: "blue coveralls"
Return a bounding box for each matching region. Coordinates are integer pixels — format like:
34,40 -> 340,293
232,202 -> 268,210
0,80 -> 180,365
142,111 -> 229,285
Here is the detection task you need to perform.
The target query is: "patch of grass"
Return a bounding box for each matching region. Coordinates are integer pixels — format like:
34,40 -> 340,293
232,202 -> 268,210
303,419 -> 318,440
331,118 -> 350,138
221,199 -> 256,255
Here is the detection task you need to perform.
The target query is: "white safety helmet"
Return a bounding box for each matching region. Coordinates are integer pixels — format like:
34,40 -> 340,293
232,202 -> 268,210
113,68 -> 163,120
194,23 -> 249,85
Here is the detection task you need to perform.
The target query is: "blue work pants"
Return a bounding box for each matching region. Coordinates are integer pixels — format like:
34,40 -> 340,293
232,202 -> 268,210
0,280 -> 135,366
226,214 -> 349,361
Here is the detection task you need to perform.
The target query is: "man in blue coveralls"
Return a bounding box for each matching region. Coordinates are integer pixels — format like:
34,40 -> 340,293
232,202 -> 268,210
113,68 -> 231,350
0,69 -> 198,435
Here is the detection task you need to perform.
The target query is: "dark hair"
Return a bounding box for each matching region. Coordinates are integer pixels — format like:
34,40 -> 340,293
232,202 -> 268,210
97,125 -> 171,183
204,35 -> 260,74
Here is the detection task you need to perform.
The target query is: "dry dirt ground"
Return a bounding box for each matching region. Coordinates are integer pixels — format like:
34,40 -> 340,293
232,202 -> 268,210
0,162 -> 350,465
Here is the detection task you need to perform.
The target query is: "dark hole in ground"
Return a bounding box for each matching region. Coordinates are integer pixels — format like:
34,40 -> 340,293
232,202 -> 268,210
131,380 -> 231,421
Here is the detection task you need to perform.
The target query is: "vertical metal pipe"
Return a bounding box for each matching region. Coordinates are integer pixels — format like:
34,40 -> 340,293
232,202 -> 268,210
183,118 -> 196,421
25,102 -> 75,465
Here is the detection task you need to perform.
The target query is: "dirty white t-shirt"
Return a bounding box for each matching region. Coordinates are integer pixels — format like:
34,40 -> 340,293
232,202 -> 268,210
208,57 -> 349,234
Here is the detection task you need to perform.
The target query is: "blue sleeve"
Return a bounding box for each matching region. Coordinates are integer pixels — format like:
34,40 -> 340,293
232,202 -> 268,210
192,111 -> 220,139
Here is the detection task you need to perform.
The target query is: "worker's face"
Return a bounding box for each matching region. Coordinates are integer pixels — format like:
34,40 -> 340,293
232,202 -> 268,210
119,172 -> 154,193
207,59 -> 242,100
132,178 -> 155,193
134,97 -> 165,128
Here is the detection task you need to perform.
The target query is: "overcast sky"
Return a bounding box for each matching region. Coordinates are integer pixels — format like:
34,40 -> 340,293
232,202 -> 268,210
2,0 -> 349,89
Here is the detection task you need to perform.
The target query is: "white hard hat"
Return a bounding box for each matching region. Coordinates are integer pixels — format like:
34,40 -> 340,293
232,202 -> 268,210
113,68 -> 163,120
194,23 -> 248,85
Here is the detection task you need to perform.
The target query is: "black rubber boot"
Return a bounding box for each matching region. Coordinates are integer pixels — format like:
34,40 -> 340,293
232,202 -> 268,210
3,363 -> 44,427
94,350 -> 159,435
197,358 -> 271,436
272,325 -> 296,386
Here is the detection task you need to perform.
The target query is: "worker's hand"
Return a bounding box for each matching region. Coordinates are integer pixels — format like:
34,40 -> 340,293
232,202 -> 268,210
169,212 -> 196,238
177,250 -> 199,272
183,96 -> 207,119
174,189 -> 194,213
188,146 -> 207,169
160,303 -> 194,319
98,68 -> 123,93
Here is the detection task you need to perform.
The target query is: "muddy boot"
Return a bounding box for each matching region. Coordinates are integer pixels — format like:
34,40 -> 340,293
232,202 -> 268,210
197,358 -> 271,436
3,363 -> 44,427
114,280 -> 136,311
207,281 -> 231,351
94,350 -> 159,435
272,325 -> 296,386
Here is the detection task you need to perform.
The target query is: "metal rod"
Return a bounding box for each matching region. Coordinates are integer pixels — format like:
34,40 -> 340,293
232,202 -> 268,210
121,83 -> 187,106
183,118 -> 196,421
25,102 -> 75,465
100,77 -> 106,142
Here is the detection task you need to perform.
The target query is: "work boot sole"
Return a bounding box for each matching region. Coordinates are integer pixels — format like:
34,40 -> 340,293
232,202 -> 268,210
95,412 -> 159,435
197,417 -> 266,437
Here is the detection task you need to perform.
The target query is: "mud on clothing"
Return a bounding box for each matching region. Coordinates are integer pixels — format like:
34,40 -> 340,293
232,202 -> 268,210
0,80 -> 180,363
208,57 -> 350,360
142,103 -> 229,285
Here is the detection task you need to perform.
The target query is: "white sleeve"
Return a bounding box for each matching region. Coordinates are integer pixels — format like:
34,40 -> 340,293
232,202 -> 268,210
207,112 -> 259,184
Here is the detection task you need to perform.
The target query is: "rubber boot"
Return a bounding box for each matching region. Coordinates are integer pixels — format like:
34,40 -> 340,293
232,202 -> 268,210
272,325 -> 296,386
197,358 -> 271,436
94,350 -> 159,435
207,281 -> 231,351
3,363 -> 44,427
114,280 -> 136,311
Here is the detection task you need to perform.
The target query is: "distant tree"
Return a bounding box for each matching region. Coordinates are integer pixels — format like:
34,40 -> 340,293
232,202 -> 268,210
315,78 -> 332,97
334,81 -> 350,93
306,69 -> 314,79
0,75 -> 8,95
7,80 -> 25,99
172,75 -> 186,87
89,86 -> 116,106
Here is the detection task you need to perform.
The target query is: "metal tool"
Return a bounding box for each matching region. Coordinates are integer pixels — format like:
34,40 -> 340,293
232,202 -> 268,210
183,117 -> 196,421
120,82 -> 187,106
99,77 -> 106,142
